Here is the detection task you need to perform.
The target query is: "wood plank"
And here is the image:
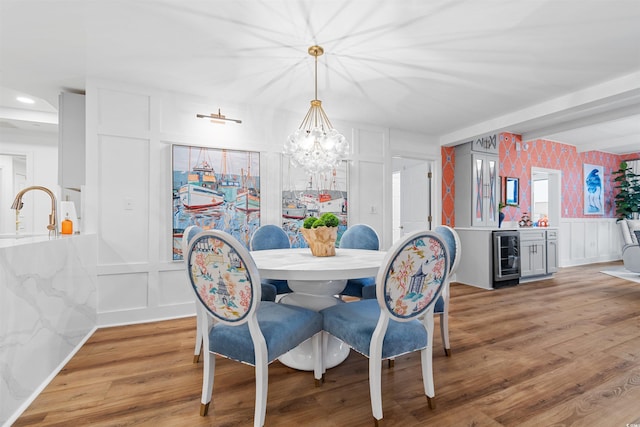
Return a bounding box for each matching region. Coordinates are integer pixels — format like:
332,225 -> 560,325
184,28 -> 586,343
14,261 -> 640,426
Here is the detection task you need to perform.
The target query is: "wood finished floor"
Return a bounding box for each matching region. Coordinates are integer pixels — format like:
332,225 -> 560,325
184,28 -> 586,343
14,261 -> 640,426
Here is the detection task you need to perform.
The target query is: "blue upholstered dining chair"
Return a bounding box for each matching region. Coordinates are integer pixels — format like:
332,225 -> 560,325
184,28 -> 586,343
320,230 -> 450,423
185,230 -> 323,426
338,224 -> 380,298
182,226 -> 277,363
250,224 -> 293,295
434,225 -> 462,357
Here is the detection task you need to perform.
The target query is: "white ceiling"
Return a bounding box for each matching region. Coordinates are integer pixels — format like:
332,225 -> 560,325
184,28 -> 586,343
1,0 -> 639,154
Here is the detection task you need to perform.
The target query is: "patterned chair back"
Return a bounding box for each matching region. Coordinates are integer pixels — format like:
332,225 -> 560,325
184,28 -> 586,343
375,230 -> 449,321
186,230 -> 261,324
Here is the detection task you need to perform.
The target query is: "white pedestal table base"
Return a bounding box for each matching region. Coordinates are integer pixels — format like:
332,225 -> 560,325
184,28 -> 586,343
278,279 -> 349,371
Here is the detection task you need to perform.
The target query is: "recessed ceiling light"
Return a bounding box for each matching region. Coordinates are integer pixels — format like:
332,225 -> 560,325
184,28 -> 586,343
16,96 -> 35,104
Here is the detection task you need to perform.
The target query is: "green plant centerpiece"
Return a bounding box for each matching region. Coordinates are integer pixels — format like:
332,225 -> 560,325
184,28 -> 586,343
613,160 -> 640,221
301,212 -> 340,257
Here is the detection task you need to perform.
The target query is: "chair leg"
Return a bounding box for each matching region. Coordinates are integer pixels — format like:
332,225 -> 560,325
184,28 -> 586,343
440,308 -> 451,357
200,351 -> 215,416
200,402 -> 210,416
193,344 -> 202,363
194,305 -> 203,363
369,339 -> 384,422
322,332 -> 329,377
253,333 -> 269,427
420,347 -> 436,409
421,313 -> 436,409
312,333 -> 323,387
427,396 -> 435,410
254,364 -> 268,427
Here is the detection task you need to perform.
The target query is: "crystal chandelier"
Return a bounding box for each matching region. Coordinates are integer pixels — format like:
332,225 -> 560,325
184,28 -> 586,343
284,46 -> 349,175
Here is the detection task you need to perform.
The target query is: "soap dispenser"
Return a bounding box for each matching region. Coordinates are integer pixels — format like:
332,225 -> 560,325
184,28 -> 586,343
61,212 -> 73,235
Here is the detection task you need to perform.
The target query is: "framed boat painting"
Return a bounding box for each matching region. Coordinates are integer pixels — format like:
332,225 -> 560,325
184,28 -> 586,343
172,144 -> 260,260
583,163 -> 603,215
281,159 -> 348,248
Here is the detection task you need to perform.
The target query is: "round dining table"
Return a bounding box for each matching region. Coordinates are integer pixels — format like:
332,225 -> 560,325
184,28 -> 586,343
250,247 -> 387,371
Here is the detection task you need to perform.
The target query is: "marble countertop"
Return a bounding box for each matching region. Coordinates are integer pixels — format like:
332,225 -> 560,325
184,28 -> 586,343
0,233 -> 84,249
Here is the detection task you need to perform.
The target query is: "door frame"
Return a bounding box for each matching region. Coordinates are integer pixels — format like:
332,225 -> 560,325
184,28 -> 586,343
531,167 -> 562,226
391,155 -> 440,244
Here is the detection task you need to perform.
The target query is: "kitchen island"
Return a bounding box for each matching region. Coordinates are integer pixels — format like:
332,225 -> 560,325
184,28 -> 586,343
0,234 -> 97,426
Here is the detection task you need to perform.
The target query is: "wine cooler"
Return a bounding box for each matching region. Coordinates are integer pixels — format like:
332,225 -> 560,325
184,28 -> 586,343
493,230 -> 520,288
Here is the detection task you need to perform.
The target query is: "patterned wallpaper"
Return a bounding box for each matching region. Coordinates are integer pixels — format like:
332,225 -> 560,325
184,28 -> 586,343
441,134 -> 640,227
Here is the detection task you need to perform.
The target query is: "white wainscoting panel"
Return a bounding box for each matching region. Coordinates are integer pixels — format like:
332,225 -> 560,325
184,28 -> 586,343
559,218 -> 621,267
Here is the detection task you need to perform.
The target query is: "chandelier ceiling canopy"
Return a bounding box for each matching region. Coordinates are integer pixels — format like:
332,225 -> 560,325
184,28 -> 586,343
284,45 -> 349,175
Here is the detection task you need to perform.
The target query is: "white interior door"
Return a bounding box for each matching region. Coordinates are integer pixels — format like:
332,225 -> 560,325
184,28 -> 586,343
394,158 -> 432,243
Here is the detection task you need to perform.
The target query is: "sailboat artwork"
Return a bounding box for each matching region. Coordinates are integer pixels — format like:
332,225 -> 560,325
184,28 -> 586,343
172,144 -> 261,260
235,153 -> 260,213
282,161 -> 348,248
179,158 -> 225,209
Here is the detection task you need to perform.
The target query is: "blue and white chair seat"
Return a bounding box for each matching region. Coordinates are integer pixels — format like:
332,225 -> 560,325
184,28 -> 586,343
182,225 -> 277,363
186,230 -> 323,426
322,299 -> 428,359
321,230 -> 449,424
364,225 -> 461,358
209,301 -> 322,364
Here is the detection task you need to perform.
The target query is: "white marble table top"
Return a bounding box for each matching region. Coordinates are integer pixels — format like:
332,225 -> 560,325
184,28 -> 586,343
250,248 -> 387,281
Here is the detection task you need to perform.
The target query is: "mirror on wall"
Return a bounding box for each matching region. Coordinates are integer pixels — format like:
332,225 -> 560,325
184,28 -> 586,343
505,177 -> 519,206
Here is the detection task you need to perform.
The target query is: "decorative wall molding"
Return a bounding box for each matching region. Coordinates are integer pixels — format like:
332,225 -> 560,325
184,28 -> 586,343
558,217 -> 621,267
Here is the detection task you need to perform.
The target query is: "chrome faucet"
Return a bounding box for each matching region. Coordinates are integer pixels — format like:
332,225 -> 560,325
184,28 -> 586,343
11,186 -> 58,236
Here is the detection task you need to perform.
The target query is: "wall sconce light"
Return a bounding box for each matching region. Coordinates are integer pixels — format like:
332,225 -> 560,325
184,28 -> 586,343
196,108 -> 242,124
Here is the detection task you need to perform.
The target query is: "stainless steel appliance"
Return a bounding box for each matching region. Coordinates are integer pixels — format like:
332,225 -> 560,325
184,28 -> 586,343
493,230 -> 520,287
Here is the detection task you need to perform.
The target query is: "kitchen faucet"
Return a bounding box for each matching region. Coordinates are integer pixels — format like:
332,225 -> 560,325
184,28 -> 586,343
11,186 -> 58,236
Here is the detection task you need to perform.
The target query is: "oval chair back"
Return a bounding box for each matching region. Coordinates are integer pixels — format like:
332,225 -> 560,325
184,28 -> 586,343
434,225 -> 461,275
250,225 -> 292,295
375,230 -> 449,322
187,230 -> 262,325
250,224 -> 291,251
182,225 -> 203,259
433,225 -> 461,357
185,229 -> 323,426
338,224 -> 379,298
339,223 -> 379,250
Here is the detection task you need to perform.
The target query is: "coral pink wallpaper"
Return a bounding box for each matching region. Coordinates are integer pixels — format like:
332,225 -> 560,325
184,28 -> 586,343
441,146 -> 455,227
441,133 -> 640,227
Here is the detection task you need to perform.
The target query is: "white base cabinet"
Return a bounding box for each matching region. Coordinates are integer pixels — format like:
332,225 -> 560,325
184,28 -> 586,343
546,229 -> 558,273
520,229 -> 558,279
520,229 -> 547,277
